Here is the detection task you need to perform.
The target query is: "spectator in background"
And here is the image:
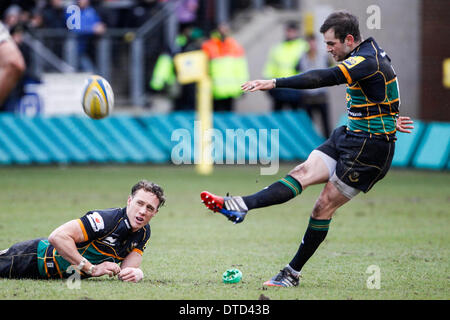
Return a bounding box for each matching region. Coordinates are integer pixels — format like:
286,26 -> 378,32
29,8 -> 44,29
150,25 -> 205,111
201,23 -> 249,112
263,21 -> 309,110
3,4 -> 21,31
176,0 -> 199,31
70,0 -> 106,72
173,24 -> 204,110
298,34 -> 333,138
42,0 -> 66,29
40,0 -> 67,59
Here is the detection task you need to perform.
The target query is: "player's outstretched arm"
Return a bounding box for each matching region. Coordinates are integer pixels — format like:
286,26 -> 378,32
396,116 -> 414,133
242,67 -> 347,93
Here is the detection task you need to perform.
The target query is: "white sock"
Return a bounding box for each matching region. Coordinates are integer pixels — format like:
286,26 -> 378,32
286,264 -> 300,277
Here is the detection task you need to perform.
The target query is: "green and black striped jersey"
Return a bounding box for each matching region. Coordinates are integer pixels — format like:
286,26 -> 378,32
337,37 -> 400,139
37,207 -> 151,279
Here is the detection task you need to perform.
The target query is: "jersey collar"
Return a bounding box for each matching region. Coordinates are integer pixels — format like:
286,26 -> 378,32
347,37 -> 375,58
121,207 -> 133,232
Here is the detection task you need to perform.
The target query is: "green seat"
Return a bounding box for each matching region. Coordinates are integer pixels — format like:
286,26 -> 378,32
392,120 -> 425,167
412,122 -> 450,170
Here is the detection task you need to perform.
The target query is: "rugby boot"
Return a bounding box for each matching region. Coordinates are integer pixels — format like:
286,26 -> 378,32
200,191 -> 248,224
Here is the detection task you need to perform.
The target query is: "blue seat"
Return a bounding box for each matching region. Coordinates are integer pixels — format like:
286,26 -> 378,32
55,116 -> 108,163
392,120 -> 425,167
109,116 -> 168,163
412,122 -> 450,170
0,114 -> 50,164
34,116 -> 89,163
0,116 -> 31,164
21,116 -> 70,163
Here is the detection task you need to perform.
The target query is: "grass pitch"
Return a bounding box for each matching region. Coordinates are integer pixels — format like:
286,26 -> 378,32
0,164 -> 448,300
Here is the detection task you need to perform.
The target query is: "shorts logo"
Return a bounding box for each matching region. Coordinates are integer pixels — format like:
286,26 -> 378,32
87,211 -> 104,232
342,56 -> 366,69
349,171 -> 360,182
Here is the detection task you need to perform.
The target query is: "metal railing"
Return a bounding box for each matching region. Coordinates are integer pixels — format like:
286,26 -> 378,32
22,0 -> 297,108
26,1 -> 181,107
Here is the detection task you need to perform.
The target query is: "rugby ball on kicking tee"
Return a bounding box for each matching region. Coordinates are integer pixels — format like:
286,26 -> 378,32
82,75 -> 114,119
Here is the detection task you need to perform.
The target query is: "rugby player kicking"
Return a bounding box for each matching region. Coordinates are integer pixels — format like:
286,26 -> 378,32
201,10 -> 414,287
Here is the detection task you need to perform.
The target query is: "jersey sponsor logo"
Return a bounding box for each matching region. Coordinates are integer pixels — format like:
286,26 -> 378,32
348,111 -> 363,117
87,211 -> 104,232
342,56 -> 366,69
103,236 -> 118,246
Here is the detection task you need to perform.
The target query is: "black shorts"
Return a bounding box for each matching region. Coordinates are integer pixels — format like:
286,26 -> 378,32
316,126 -> 395,193
0,238 -> 44,279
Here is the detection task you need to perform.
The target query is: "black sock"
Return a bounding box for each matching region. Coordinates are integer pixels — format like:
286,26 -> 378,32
242,175 -> 302,211
289,217 -> 331,272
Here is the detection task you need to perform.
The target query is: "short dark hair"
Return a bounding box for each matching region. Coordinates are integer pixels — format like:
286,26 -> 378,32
319,10 -> 361,43
131,180 -> 166,209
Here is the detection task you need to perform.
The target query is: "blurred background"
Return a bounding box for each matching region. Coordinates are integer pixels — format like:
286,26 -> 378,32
0,0 -> 448,171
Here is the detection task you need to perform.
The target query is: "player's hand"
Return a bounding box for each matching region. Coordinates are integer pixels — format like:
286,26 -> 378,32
396,116 -> 414,133
241,79 -> 275,92
91,261 -> 121,278
118,267 -> 144,283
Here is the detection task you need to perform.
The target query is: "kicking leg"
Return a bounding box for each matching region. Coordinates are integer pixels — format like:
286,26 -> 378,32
200,150 -> 333,223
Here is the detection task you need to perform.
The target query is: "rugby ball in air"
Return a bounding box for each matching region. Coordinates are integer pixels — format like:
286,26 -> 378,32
82,75 -> 114,119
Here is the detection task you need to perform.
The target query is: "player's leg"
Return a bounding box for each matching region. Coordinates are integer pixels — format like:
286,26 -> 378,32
264,131 -> 395,287
201,126 -> 345,223
0,238 -> 43,279
0,38 -> 26,105
263,180 -> 353,287
201,150 -> 333,223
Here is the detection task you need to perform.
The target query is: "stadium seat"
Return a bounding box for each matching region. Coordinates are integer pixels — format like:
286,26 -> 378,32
336,113 -> 347,128
276,110 -> 325,159
21,117 -> 69,164
392,120 -> 425,167
138,115 -> 174,154
94,117 -> 149,163
0,114 -> 51,164
0,112 -> 447,170
34,116 -> 90,164
108,116 -> 168,163
215,112 -> 252,163
71,116 -> 125,163
0,115 -> 31,164
50,116 -> 106,163
239,113 -> 293,161
0,146 -> 11,164
412,122 -> 450,170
